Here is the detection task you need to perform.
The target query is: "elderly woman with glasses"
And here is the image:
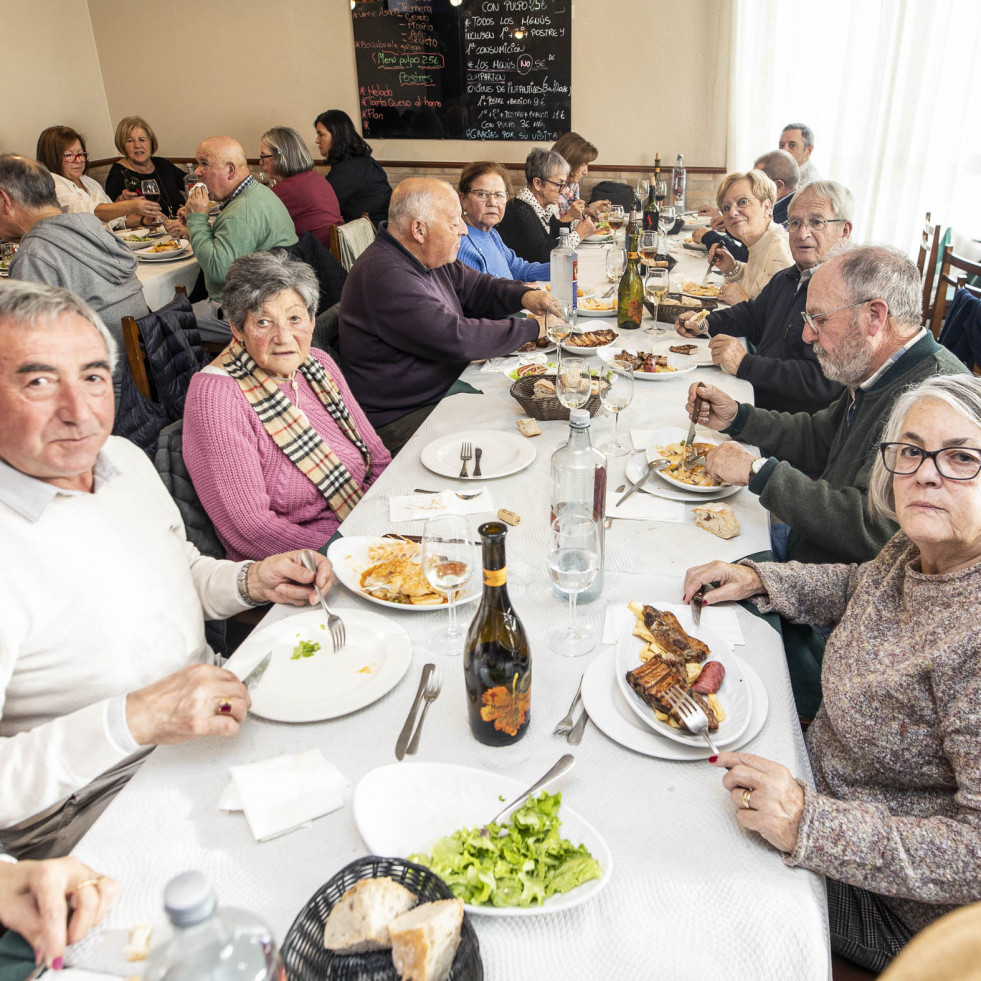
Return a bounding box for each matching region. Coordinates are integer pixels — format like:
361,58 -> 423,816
495,148 -> 597,264
183,250 -> 390,561
707,170 -> 791,306
35,126 -> 162,230
683,373 -> 981,973
259,125 -> 342,249
456,161 -> 550,281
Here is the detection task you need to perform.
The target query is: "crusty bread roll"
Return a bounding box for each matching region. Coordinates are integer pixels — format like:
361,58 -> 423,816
389,899 -> 464,981
533,378 -> 556,399
692,502 -> 740,539
516,418 -> 541,437
322,877 -> 417,953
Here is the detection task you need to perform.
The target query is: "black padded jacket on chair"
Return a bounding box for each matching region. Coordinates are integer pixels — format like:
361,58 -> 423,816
285,231 -> 347,315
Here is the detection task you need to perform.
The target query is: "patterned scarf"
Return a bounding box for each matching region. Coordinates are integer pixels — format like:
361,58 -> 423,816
221,339 -> 372,521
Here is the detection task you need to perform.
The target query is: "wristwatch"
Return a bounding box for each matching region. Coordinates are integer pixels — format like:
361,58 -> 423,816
749,457 -> 768,480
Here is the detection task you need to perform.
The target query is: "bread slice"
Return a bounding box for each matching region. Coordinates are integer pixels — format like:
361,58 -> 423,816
322,877 -> 417,953
692,501 -> 741,540
533,378 -> 556,399
389,898 -> 464,981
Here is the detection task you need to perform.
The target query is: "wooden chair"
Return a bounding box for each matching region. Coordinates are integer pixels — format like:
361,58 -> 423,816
916,212 -> 942,326
329,213 -> 376,271
928,246 -> 981,340
120,285 -> 190,401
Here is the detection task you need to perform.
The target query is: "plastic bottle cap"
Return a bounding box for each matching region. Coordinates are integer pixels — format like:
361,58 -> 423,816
163,871 -> 218,926
569,408 -> 590,428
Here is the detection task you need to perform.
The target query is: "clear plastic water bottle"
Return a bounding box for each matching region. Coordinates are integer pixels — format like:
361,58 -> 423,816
143,871 -> 285,981
672,154 -> 687,213
549,409 -> 607,604
550,228 -> 578,321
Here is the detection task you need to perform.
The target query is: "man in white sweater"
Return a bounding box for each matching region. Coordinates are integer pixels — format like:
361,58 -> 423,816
0,281 -> 333,859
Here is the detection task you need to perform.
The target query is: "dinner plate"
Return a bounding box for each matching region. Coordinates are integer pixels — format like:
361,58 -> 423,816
576,299 -> 617,318
540,283 -> 597,301
560,330 -> 618,353
353,762 -> 613,917
637,425 -> 735,495
228,608 -> 411,723
614,621 -> 752,748
114,228 -> 167,250
624,452 -> 743,503
682,240 -> 708,252
134,238 -> 191,262
580,233 -> 614,245
597,346 -> 697,380
582,647 -> 767,760
649,335 -> 714,367
420,430 -> 536,480
327,535 -> 481,611
681,286 -> 721,301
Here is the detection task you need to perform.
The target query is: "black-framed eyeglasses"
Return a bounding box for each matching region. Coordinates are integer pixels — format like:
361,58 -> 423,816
541,178 -> 567,189
879,442 -> 981,480
783,217 -> 848,233
62,150 -> 89,162
801,298 -> 875,334
258,152 -> 279,161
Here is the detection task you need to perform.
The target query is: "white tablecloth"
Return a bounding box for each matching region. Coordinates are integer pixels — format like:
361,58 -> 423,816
69,236 -> 831,979
135,254 -> 199,311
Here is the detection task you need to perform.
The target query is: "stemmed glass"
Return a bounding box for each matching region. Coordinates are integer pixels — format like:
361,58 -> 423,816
422,515 -> 475,655
547,511 -> 600,657
555,358 -> 592,410
636,179 -> 650,203
660,205 -> 677,235
637,230 -> 659,293
546,301 -> 574,364
607,205 -> 625,245
599,359 -> 634,456
141,179 -> 162,220
644,267 -> 670,334
605,246 -> 627,284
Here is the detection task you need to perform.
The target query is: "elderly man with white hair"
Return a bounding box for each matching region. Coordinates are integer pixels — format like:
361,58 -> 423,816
0,281 -> 332,859
339,177 -> 557,453
779,122 -> 821,185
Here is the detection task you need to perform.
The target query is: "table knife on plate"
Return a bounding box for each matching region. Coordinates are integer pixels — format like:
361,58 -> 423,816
242,651 -> 272,691
616,459 -> 670,506
396,663 -> 435,760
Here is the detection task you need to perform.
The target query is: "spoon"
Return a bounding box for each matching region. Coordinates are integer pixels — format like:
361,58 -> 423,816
480,754 -> 575,836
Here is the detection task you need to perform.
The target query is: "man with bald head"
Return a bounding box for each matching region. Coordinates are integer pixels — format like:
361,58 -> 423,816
339,177 -> 556,453
178,136 -> 297,341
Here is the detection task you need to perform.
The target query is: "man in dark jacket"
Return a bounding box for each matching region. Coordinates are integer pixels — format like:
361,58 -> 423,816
677,180 -> 853,414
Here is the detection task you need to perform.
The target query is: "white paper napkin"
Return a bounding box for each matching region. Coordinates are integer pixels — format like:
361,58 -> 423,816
388,489 -> 493,522
606,481 -> 684,522
603,601 -> 745,649
218,749 -> 348,841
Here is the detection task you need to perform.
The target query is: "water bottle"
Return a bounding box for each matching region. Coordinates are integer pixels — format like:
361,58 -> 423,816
672,154 -> 687,213
549,409 -> 607,604
143,871 -> 285,981
549,228 -> 578,321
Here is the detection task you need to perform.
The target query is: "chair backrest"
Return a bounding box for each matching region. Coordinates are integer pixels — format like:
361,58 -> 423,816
917,212 -> 942,326
929,245 -> 981,339
284,232 -> 347,314
121,315 -> 154,402
331,215 -> 376,271
937,284 -> 981,375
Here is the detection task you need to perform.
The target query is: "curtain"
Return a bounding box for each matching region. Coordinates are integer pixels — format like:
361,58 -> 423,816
728,0 -> 981,257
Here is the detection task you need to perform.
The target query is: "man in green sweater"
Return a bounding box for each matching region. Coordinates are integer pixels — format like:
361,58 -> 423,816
175,136 -> 297,342
687,244 -> 967,567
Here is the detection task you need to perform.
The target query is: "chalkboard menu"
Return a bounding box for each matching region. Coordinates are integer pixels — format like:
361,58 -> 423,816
351,0 -> 571,141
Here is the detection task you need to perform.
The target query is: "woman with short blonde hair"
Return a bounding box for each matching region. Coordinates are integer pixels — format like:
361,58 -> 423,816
105,115 -> 185,217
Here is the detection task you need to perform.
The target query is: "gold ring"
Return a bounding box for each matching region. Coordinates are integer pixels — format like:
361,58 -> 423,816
69,875 -> 106,896
741,789 -> 753,810
217,699 -> 233,715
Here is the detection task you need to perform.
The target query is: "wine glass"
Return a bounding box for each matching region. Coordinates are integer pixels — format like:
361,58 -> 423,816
547,511 -> 600,657
607,205 -> 625,244
141,179 -> 162,220
545,301 -> 574,363
555,358 -> 592,410
636,179 -> 650,203
600,359 -> 634,456
654,179 -> 668,205
605,246 -> 627,284
637,230 -> 659,292
660,205 -> 677,234
644,267 -> 671,334
422,515 -> 475,656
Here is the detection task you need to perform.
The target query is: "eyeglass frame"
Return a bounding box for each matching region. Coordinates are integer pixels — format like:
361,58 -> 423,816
539,178 -> 567,190
783,217 -> 848,233
62,150 -> 89,162
465,189 -> 509,202
257,152 -> 279,161
801,297 -> 875,334
879,442 -> 981,481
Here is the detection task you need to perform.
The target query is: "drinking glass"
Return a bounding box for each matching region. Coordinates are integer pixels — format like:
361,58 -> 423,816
644,267 -> 671,334
607,205 -> 625,244
599,359 -> 634,456
636,179 -> 650,202
654,179 -> 668,205
422,515 -> 475,655
547,512 -> 600,657
555,358 -> 592,410
660,206 -> 677,237
545,301 -> 574,363
141,179 -> 161,203
605,246 -> 627,283
637,230 -> 659,292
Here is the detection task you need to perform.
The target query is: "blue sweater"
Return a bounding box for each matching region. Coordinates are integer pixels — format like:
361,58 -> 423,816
457,225 -> 550,282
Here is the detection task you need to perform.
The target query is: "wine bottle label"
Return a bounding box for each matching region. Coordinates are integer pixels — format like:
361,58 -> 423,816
483,567 -> 507,586
627,250 -> 638,260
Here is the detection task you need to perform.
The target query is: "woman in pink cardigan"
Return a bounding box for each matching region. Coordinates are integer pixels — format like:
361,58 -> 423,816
183,250 -> 390,561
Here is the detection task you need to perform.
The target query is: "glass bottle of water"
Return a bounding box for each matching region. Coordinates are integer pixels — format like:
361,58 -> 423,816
549,228 -> 578,322
143,871 -> 285,981
549,409 -> 607,604
672,154 -> 687,213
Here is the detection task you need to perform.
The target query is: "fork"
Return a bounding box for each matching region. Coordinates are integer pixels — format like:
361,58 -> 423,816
553,675 -> 585,735
459,442 -> 472,478
414,488 -> 483,500
567,706 -> 589,745
406,669 -> 442,754
662,685 -> 719,756
300,550 -> 346,652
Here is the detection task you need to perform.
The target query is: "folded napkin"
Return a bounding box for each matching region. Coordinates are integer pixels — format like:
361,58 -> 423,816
605,481 -> 684,522
388,489 -> 493,522
218,749 -> 347,841
603,601 -> 745,649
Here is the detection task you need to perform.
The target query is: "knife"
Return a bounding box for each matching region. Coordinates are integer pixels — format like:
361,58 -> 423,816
396,663 -> 435,760
700,257 -> 715,286
690,583 -> 717,627
616,459 -> 670,506
685,382 -> 706,466
242,651 -> 272,691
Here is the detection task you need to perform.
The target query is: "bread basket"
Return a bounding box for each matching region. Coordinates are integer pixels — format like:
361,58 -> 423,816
646,293 -> 718,323
509,374 -> 603,421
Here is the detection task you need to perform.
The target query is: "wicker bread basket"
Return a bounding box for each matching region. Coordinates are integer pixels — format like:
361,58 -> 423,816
509,374 -> 603,421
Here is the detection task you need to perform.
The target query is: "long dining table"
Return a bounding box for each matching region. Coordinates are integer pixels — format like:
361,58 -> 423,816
69,228 -> 832,979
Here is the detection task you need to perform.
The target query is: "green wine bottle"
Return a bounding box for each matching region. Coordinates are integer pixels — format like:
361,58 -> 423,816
643,171 -> 660,231
618,229 -> 644,330
464,522 -> 531,746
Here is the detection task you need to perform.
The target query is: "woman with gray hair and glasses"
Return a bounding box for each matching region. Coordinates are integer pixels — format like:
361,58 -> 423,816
681,372 -> 981,972
496,148 -> 597,263
183,250 -> 390,561
259,126 -> 342,249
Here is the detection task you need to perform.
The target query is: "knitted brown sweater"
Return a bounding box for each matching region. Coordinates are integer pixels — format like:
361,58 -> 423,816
750,533 -> 981,933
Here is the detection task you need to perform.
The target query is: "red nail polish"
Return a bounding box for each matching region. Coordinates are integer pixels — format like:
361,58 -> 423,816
708,755 -> 718,763
53,956 -> 64,971
701,598 -> 708,606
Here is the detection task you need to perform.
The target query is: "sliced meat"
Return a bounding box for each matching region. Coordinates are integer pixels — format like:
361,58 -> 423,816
641,606 -> 711,664
691,660 -> 725,695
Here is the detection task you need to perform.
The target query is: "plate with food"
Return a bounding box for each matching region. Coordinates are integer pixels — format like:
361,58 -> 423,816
597,346 -> 697,380
134,238 -> 191,262
580,227 -> 613,244
421,430 -> 536,480
114,228 -> 167,250
227,608 -> 411,723
512,337 -> 556,356
615,602 -> 752,748
327,536 -> 481,611
650,336 -> 714,367
623,450 -> 742,502
353,762 -> 612,917
560,327 -> 618,353
576,296 -> 617,318
682,238 -> 708,252
541,283 -> 596,300
680,280 -> 722,300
